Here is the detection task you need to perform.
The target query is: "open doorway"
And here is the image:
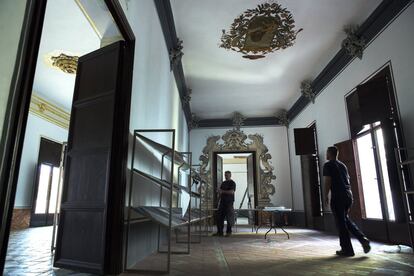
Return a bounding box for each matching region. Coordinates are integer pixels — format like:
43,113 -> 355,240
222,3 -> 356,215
215,152 -> 257,226
4,0 -> 125,274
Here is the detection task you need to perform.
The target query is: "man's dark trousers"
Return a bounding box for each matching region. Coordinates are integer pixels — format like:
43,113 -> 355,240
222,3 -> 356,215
217,200 -> 234,234
331,196 -> 365,254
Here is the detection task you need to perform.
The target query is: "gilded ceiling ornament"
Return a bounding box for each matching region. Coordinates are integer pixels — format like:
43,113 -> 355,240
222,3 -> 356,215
50,53 -> 79,74
38,103 -> 47,113
300,79 -> 315,103
169,38 -> 184,70
182,88 -> 192,104
275,109 -> 289,127
188,113 -> 200,130
198,129 -> 276,208
220,1 -> 302,60
232,111 -> 245,130
342,25 -> 365,60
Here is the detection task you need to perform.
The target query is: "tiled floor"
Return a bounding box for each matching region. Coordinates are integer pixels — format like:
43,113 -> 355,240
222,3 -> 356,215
4,226 -> 91,276
4,226 -> 414,275
127,227 -> 414,276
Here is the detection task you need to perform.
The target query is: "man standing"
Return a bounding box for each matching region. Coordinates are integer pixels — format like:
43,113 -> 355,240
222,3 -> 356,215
214,171 -> 236,237
323,146 -> 370,256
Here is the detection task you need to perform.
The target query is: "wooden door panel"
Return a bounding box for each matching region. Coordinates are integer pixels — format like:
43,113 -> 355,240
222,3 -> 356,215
294,128 -> 316,155
54,41 -> 124,274
247,154 -> 254,207
76,49 -> 119,100
335,139 -> 364,220
58,210 -> 105,266
215,155 -> 223,207
64,150 -> 110,203
71,98 -> 114,150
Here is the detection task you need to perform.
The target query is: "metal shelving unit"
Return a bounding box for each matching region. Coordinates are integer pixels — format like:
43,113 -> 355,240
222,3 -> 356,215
124,129 -> 191,274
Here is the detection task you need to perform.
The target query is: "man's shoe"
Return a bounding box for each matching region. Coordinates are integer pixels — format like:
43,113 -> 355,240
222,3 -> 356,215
336,250 -> 355,257
361,238 -> 371,253
225,233 -> 232,237
212,233 -> 223,237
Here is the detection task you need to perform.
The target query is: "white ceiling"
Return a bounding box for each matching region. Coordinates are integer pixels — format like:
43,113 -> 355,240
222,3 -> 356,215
171,0 -> 382,119
33,0 -> 121,111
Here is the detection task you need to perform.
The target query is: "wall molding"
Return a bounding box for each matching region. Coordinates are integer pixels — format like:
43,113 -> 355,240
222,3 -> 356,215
29,93 -> 70,129
198,117 -> 282,128
153,0 -> 192,126
164,0 -> 412,128
287,0 -> 413,122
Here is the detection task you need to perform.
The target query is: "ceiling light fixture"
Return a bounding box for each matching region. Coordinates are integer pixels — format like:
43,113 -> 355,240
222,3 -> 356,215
220,1 -> 302,60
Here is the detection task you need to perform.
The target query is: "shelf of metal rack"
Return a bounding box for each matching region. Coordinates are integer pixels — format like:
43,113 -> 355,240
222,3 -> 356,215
124,129 -> 191,274
394,147 -> 414,252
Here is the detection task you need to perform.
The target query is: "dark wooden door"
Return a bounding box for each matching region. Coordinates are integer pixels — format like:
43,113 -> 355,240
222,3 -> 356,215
294,128 -> 316,155
300,155 -> 321,228
246,154 -> 255,208
215,155 -> 223,207
30,138 -> 62,227
335,140 -> 365,220
54,41 -> 126,274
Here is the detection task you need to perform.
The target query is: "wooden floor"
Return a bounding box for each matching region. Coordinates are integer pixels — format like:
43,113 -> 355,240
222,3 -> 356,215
126,227 -> 414,276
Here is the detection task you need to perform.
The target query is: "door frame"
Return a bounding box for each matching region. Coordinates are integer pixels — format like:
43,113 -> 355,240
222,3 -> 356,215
343,64 -> 409,243
0,0 -> 135,273
212,151 -> 258,211
30,137 -> 63,227
299,121 -> 323,229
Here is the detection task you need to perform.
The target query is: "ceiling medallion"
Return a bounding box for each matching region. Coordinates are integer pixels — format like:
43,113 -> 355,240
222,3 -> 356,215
50,53 -> 79,74
220,1 -> 302,60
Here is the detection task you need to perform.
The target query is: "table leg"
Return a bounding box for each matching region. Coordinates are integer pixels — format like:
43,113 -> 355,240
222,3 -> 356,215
280,226 -> 290,239
265,227 -> 274,239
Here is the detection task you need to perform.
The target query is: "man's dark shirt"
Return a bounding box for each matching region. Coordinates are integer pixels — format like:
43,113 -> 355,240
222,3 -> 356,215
220,180 -> 236,203
323,160 -> 352,201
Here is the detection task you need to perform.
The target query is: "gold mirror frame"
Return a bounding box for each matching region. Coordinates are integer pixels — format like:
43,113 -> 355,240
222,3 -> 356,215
198,129 -> 276,209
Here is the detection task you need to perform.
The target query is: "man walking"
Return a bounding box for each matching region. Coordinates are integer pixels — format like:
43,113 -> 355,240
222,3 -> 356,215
213,171 -> 236,237
324,146 -> 371,256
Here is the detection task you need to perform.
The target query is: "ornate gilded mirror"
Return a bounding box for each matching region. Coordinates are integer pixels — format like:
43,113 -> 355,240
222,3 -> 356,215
197,129 -> 277,210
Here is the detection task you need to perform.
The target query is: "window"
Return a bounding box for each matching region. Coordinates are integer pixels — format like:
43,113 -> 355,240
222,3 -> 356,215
355,122 -> 395,220
346,66 -> 404,223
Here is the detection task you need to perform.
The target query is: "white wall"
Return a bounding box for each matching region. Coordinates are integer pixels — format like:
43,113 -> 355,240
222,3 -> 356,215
120,1 -> 190,265
14,114 -> 68,208
288,3 -> 414,211
190,126 -> 292,208
123,0 -> 188,153
0,0 -> 26,139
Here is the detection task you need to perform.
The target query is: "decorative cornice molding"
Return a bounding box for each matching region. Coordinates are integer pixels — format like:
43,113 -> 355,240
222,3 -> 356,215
181,87 -> 192,105
188,113 -> 199,130
342,24 -> 365,59
275,109 -> 289,127
154,0 -> 412,128
197,117 -> 280,128
232,111 -> 245,130
29,93 -> 70,129
287,0 -> 412,122
169,38 -> 183,70
300,79 -> 315,104
154,0 -> 192,125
